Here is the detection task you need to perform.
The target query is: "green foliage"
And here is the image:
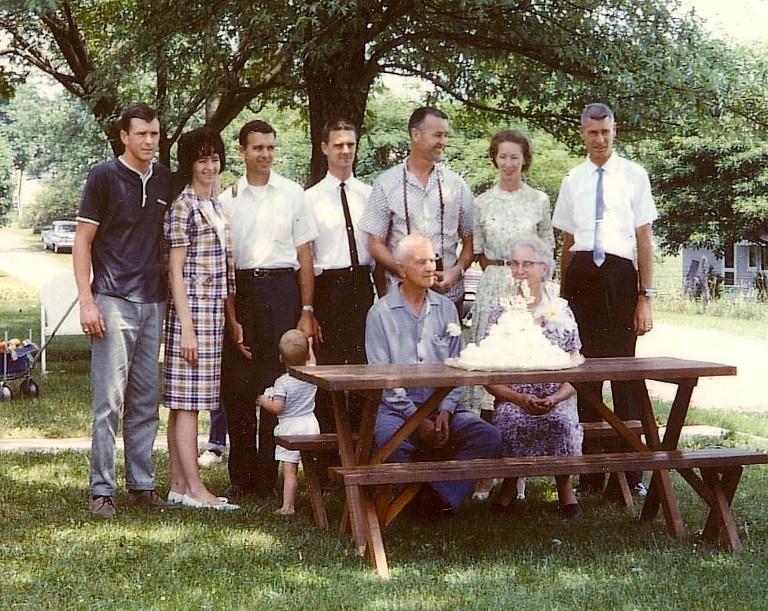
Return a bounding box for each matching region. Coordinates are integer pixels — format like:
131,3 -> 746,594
641,136 -> 768,255
1,0 -> 751,180
0,137 -> 15,224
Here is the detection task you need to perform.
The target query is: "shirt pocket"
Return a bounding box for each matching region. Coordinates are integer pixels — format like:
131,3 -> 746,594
273,221 -> 292,244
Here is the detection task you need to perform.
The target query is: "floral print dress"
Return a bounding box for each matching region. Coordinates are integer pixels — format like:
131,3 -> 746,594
488,286 -> 584,458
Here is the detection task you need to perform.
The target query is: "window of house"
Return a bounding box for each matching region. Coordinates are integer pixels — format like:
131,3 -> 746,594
724,244 -> 734,268
748,245 -> 761,269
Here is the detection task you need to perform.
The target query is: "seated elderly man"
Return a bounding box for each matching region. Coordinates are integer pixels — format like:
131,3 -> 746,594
365,234 -> 501,517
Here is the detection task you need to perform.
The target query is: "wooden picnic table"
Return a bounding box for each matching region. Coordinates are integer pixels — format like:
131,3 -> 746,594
289,356 -> 744,576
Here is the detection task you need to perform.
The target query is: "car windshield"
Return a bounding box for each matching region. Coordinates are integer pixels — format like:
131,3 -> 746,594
59,222 -> 77,232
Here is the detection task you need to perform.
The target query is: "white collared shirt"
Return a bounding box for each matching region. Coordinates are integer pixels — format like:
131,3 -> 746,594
305,172 -> 373,274
552,153 -> 657,261
220,170 -> 318,270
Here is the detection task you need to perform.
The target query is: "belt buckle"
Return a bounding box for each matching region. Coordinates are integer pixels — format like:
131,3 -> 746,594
252,268 -> 269,278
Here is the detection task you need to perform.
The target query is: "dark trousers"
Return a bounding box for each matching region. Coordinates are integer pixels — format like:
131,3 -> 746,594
564,252 -> 642,490
221,270 -> 300,492
313,269 -> 374,435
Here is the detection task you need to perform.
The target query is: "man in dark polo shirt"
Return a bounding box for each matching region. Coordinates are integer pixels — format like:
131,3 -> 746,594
73,103 -> 175,518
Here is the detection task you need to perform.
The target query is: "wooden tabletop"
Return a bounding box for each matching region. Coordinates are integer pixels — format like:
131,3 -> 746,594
289,356 -> 736,391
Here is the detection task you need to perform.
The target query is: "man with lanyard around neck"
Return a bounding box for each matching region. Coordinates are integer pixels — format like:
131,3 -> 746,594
74,103 -> 176,518
359,106 -> 474,316
305,118 -> 375,442
219,119 -> 319,499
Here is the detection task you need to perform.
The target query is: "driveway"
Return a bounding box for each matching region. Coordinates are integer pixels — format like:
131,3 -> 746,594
0,226 -> 72,288
0,226 -> 764,413
637,322 -> 767,412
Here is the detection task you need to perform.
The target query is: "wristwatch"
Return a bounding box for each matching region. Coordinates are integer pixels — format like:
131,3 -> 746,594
301,304 -> 315,313
637,288 -> 656,298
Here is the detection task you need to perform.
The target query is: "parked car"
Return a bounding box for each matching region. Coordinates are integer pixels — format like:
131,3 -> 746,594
41,221 -> 77,253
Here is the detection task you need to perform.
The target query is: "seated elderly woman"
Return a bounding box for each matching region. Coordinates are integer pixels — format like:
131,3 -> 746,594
483,236 -> 584,519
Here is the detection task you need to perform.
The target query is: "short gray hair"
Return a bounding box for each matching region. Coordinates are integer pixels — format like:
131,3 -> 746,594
580,103 -> 614,126
393,234 -> 432,264
508,236 -> 554,280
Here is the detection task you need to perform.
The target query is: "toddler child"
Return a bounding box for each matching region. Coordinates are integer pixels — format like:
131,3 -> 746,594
258,329 -> 319,515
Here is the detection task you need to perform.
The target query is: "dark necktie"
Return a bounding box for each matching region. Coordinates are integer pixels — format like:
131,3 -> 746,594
593,168 -> 606,266
339,182 -> 360,268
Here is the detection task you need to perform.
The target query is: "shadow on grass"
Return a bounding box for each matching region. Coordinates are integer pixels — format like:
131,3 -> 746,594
1,450 -> 767,609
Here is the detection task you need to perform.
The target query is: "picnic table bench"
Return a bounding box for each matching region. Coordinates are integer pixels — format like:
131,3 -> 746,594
276,420 -> 643,528
289,357 -> 764,578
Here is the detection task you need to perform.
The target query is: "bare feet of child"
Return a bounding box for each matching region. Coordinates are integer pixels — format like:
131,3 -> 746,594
276,507 -> 295,515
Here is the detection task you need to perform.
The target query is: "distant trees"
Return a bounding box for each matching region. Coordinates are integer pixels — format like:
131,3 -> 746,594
644,136 -> 768,256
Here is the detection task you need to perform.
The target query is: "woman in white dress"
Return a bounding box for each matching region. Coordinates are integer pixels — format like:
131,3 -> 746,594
471,129 -> 555,499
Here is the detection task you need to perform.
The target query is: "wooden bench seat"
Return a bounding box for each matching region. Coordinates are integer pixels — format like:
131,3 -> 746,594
329,448 -> 768,552
275,422 -> 643,527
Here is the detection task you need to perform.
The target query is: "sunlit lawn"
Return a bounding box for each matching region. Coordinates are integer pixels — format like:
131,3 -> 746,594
3,263 -> 768,608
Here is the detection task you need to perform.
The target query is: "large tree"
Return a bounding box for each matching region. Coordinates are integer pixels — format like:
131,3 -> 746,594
0,1 -> 748,183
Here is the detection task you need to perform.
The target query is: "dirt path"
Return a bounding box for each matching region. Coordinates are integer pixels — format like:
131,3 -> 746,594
637,322 -> 767,412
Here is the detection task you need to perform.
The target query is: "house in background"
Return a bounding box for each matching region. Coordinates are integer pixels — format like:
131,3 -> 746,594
682,242 -> 768,294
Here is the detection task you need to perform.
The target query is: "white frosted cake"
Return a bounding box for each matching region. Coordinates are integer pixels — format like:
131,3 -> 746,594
447,281 -> 583,371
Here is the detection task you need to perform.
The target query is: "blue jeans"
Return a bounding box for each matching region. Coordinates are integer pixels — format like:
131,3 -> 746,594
89,295 -> 164,497
374,404 -> 502,507
205,405 -> 228,453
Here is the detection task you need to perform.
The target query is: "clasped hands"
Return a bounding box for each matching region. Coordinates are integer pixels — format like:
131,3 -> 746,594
517,393 -> 555,416
417,410 -> 451,449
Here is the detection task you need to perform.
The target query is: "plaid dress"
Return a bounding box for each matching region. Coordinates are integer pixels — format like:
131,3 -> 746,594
163,187 -> 235,411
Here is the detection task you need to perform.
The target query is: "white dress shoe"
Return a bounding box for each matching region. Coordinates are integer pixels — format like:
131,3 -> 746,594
181,495 -> 240,511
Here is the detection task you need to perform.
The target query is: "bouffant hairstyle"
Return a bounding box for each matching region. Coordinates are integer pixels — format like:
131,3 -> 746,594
176,126 -> 226,184
488,129 -> 533,172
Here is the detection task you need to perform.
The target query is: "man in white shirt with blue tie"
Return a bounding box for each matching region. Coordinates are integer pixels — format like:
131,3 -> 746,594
552,102 -> 657,500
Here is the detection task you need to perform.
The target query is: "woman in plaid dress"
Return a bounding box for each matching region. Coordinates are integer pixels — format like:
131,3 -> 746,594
164,127 -> 237,510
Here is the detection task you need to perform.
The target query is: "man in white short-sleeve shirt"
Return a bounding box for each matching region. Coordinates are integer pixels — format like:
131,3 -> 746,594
359,106 -> 474,313
552,102 -> 658,499
219,119 -> 318,499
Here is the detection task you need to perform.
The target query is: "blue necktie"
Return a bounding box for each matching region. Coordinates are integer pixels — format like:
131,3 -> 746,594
593,168 -> 605,266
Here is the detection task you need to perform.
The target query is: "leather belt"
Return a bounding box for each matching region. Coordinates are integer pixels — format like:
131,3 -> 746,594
320,265 -> 372,276
236,267 -> 294,279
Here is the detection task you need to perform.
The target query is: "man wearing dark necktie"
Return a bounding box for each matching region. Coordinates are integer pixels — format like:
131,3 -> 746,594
552,102 -> 658,500
305,119 -> 375,437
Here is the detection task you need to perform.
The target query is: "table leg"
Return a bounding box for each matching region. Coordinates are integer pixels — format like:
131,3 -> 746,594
332,390 -> 367,553
643,380 -> 696,520
360,487 -> 390,578
701,466 -> 743,551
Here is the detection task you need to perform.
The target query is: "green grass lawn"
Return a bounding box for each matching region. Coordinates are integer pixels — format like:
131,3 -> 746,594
3,268 -> 768,608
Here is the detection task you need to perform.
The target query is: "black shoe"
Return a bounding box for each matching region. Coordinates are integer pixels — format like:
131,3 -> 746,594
409,487 -> 454,521
559,503 -> 583,519
491,499 -> 518,514
221,484 -> 255,498
573,484 -> 602,498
